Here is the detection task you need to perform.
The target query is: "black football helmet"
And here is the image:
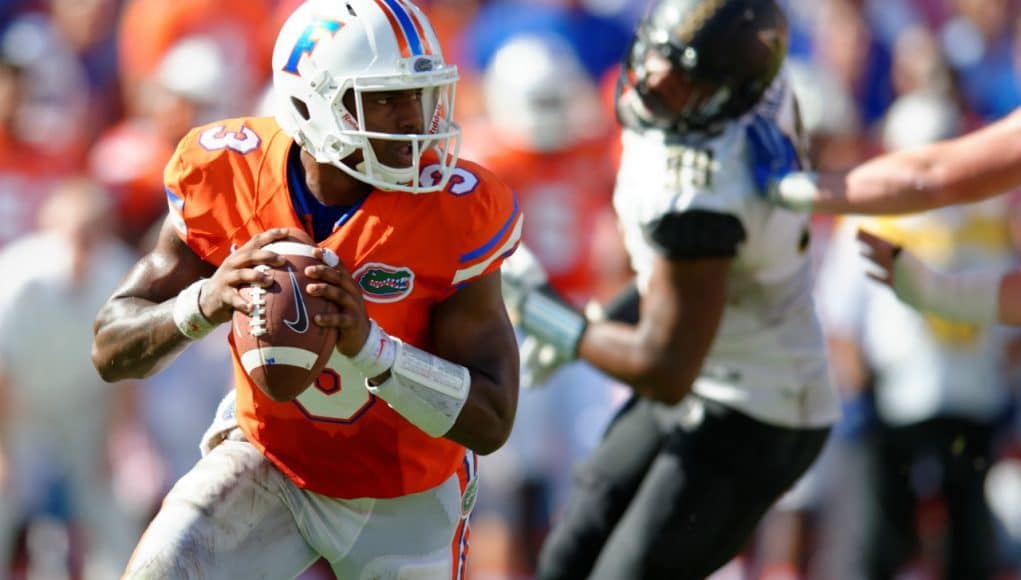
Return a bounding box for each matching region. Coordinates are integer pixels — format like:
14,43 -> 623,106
616,0 -> 788,134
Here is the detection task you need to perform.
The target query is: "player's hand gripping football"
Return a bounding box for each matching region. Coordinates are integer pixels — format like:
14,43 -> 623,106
304,251 -> 371,357
197,228 -> 291,325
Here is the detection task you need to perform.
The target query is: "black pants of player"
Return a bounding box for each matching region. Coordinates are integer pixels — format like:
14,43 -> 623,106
536,394 -> 830,580
865,417 -> 998,580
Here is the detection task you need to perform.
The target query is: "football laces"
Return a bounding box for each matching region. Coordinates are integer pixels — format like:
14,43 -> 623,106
249,265 -> 270,337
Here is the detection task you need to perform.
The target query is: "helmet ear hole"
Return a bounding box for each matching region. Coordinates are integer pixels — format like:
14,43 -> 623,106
291,97 -> 311,121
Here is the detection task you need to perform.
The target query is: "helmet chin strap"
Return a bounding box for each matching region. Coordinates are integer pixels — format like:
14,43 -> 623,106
313,133 -> 418,191
357,139 -> 417,187
354,158 -> 416,188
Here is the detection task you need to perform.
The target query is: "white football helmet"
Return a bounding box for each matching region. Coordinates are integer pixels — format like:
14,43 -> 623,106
483,34 -> 606,152
272,0 -> 460,193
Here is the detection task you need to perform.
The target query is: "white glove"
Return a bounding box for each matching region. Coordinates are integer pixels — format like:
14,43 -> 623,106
502,244 -> 586,385
501,243 -> 548,324
519,335 -> 569,389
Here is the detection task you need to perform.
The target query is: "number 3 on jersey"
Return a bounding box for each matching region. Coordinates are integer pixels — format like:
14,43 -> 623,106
199,125 -> 262,154
420,164 -> 480,196
294,350 -> 373,422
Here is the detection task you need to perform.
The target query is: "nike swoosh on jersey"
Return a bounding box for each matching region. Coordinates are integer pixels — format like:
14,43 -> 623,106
284,267 -> 310,333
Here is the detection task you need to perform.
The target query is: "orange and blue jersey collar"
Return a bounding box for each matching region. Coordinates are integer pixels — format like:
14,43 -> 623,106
286,144 -> 366,243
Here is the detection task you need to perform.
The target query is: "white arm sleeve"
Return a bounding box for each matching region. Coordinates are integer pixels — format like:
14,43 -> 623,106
366,339 -> 470,437
892,251 -> 1001,324
350,320 -> 470,437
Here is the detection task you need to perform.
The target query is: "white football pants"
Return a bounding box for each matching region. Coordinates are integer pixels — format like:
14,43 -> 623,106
123,428 -> 477,580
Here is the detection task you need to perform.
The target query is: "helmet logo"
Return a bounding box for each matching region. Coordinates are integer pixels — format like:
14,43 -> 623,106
413,57 -> 434,72
282,17 -> 343,75
672,0 -> 725,43
758,28 -> 783,52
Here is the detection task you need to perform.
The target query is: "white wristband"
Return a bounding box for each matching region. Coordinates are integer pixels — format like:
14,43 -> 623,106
892,252 -> 1001,324
173,278 -> 216,340
350,319 -> 398,379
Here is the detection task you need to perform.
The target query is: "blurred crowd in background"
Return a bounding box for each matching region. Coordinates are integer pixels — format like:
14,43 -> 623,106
2,0 -> 1021,578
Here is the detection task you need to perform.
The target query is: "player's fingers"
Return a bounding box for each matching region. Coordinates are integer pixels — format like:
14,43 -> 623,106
856,237 -> 878,259
224,230 -> 293,269
864,269 -> 894,288
313,248 -> 344,270
307,281 -> 360,312
305,263 -> 346,281
231,248 -> 288,269
226,265 -> 276,289
246,228 -> 293,249
305,264 -> 359,294
312,309 -> 360,331
856,233 -> 899,269
229,289 -> 255,314
861,255 -> 894,286
855,227 -> 879,244
855,228 -> 899,256
211,286 -> 253,315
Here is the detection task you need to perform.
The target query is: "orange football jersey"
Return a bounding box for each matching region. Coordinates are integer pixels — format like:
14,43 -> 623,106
164,117 -> 520,499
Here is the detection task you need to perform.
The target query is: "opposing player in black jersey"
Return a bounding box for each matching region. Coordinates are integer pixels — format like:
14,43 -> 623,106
501,1 -> 837,578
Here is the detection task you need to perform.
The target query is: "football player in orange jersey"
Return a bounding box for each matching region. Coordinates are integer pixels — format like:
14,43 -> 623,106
90,0 -> 520,577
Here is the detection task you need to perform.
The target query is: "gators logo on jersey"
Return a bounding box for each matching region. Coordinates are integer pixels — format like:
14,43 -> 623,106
354,263 -> 414,303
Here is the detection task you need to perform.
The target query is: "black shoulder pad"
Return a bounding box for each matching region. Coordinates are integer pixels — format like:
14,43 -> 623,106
645,210 -> 746,259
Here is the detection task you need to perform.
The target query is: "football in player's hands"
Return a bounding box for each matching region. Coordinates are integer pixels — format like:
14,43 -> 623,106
232,228 -> 339,402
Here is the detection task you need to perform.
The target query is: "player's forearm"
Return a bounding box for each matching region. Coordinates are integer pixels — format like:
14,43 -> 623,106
578,320 -> 703,405
807,152 -> 955,215
888,251 -> 1005,325
357,317 -> 517,454
443,368 -> 517,455
812,114 -> 1021,214
92,297 -> 194,382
